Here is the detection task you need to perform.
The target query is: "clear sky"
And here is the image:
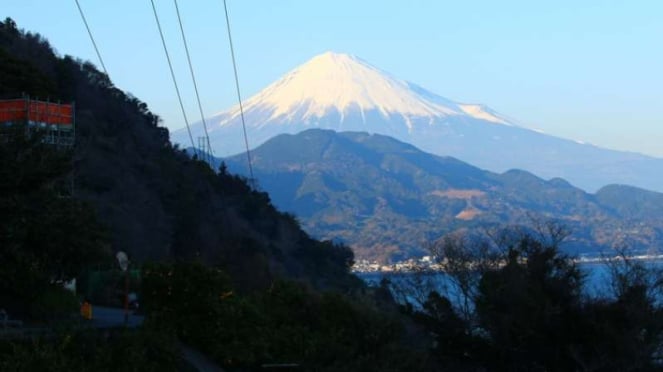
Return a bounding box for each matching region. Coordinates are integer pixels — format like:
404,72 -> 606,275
4,0 -> 662,157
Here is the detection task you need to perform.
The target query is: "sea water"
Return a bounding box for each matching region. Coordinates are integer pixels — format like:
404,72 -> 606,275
356,260 -> 663,306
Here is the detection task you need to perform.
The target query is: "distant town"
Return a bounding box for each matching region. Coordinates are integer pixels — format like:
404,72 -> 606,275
352,254 -> 663,273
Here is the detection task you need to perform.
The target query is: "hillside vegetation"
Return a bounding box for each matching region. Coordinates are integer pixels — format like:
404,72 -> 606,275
0,18 -> 357,291
4,18 -> 663,372
225,129 -> 663,262
2,17 -> 409,371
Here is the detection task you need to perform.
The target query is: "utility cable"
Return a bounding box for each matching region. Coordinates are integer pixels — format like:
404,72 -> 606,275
173,0 -> 213,159
73,0 -> 110,198
222,0 -> 254,184
74,0 -> 108,76
149,0 -> 197,155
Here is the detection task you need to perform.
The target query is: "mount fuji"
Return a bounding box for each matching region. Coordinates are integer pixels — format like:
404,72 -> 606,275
173,52 -> 663,192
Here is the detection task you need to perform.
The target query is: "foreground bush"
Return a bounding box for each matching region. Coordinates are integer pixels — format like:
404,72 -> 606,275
142,261 -> 429,371
0,327 -> 179,372
402,225 -> 663,371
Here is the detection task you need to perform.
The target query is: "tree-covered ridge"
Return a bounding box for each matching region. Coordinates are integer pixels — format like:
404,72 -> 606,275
0,16 -> 372,369
0,18 -> 357,291
225,129 -> 663,262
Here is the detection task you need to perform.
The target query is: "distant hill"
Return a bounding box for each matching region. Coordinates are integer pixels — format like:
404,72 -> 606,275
0,19 -> 358,290
225,129 -> 663,262
174,51 -> 663,193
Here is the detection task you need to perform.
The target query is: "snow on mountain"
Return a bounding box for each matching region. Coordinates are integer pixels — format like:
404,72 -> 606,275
172,51 -> 663,193
177,51 -> 512,153
222,52 -> 505,126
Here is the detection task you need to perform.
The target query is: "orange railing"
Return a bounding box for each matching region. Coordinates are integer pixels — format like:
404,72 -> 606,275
0,99 -> 73,126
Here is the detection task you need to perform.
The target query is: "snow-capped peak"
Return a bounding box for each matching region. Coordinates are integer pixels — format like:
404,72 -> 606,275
222,51 -> 510,126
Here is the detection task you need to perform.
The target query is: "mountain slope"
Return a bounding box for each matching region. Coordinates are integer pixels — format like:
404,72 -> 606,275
219,52 -> 508,125
174,52 -> 663,193
225,129 -> 663,262
0,20 -> 358,291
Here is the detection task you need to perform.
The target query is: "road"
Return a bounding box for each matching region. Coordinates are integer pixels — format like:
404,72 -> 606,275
88,305 -> 144,328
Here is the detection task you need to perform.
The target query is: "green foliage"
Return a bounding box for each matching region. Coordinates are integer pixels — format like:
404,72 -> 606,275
474,235 -> 585,370
410,291 -> 487,367
142,262 -> 428,371
0,47 -> 56,98
0,133 -> 109,318
28,286 -> 79,323
405,225 -> 663,371
571,255 -> 663,370
77,269 -> 141,307
0,327 -> 179,372
141,261 -> 232,336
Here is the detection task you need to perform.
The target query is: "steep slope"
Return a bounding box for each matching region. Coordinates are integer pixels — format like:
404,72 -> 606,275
174,52 -> 663,193
0,20 -> 358,290
225,129 -> 663,262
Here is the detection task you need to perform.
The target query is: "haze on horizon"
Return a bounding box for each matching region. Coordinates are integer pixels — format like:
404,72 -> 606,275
3,0 -> 662,157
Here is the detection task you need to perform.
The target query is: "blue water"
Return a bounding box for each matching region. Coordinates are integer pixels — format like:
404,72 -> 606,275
356,260 -> 663,305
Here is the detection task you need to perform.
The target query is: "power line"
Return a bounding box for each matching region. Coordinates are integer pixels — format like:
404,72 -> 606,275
149,0 -> 196,155
74,0 -> 108,76
222,0 -> 254,184
173,0 -> 213,160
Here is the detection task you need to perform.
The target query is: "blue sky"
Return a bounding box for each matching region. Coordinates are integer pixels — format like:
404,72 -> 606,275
4,0 -> 662,157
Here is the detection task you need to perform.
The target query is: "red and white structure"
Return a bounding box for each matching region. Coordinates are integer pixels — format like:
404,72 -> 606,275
0,96 -> 75,147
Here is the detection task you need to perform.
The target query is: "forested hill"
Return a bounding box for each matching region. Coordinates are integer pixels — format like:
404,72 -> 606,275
0,18 -> 358,290
225,129 -> 663,262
